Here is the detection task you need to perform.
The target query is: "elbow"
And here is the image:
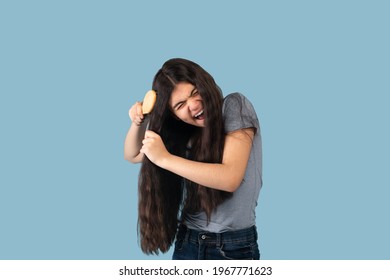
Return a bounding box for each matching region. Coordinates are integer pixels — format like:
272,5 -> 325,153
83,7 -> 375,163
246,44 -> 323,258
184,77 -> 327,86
223,178 -> 242,193
124,156 -> 133,163
124,151 -> 131,162
124,153 -> 141,164
217,169 -> 245,192
222,167 -> 246,192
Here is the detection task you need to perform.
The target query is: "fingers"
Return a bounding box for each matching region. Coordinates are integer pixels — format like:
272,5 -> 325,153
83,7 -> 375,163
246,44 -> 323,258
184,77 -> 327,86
140,131 -> 160,154
140,132 -> 167,166
136,102 -> 144,119
144,130 -> 158,138
140,136 -> 154,155
142,137 -> 153,145
129,102 -> 145,126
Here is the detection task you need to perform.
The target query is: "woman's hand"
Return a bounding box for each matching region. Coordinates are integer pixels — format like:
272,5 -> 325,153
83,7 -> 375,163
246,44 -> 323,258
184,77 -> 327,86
140,130 -> 171,166
129,101 -> 145,126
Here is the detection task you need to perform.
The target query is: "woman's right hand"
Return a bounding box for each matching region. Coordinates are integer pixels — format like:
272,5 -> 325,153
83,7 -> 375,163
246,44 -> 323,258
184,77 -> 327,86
129,101 -> 145,126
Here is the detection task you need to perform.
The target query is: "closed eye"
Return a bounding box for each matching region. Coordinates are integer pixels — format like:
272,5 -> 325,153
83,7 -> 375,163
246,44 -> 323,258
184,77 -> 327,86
172,87 -> 198,110
190,89 -> 199,97
174,101 -> 185,110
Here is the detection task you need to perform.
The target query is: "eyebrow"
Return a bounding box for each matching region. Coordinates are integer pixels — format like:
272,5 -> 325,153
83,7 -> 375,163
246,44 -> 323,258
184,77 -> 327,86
172,87 -> 198,110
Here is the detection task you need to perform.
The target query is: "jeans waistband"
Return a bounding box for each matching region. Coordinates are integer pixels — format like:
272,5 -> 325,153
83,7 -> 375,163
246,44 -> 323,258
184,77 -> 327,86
177,224 -> 258,246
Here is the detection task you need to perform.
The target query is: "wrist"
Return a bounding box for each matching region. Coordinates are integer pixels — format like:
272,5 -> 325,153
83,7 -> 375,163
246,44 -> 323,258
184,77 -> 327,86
159,153 -> 174,170
131,119 -> 148,128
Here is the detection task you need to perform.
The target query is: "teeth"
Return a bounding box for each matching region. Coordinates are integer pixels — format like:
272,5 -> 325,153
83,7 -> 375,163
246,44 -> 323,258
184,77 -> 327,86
194,110 -> 204,118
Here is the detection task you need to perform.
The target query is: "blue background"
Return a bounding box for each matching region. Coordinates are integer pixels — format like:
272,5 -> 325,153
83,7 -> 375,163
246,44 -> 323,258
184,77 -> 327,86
1,0 -> 389,260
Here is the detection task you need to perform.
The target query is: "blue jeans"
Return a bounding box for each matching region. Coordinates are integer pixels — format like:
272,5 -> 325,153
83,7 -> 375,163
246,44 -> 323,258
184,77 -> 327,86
172,224 -> 260,260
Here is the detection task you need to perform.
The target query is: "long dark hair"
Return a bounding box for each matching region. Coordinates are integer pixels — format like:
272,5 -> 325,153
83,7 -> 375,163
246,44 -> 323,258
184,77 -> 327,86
138,58 -> 231,254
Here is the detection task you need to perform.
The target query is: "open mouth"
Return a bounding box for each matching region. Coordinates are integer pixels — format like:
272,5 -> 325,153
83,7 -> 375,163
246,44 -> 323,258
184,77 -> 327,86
194,110 -> 204,120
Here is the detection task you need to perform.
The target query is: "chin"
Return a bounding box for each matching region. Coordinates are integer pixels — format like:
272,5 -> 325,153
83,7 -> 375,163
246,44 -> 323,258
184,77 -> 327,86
188,122 -> 204,128
196,121 -> 205,127
184,119 -> 205,127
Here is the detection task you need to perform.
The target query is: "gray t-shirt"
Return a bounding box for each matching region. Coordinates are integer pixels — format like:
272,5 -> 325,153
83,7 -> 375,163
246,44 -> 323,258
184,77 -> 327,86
183,92 -> 262,232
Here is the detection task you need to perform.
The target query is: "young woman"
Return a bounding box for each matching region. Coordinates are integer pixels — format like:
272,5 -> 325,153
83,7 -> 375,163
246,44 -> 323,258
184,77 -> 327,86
124,58 -> 262,260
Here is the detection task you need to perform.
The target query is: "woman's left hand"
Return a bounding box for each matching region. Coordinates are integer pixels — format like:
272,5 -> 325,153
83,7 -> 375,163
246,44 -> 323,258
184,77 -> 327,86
140,130 -> 171,166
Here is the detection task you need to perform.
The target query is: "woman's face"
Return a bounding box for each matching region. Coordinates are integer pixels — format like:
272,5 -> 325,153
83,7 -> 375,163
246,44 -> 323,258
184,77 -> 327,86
169,82 -> 205,127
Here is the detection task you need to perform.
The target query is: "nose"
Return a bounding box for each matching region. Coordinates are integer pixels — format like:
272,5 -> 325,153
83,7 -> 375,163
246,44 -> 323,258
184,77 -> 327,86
187,97 -> 200,112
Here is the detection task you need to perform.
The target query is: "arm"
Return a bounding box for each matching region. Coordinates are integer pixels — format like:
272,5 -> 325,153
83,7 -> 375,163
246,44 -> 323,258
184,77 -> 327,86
124,102 -> 147,163
140,128 -> 254,192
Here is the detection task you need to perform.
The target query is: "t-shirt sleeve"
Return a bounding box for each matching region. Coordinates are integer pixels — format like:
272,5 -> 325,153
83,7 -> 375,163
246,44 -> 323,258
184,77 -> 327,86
223,93 -> 260,133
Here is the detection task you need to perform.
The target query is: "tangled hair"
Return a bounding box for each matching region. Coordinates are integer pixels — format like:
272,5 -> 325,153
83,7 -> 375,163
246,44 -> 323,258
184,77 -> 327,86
138,58 -> 232,254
